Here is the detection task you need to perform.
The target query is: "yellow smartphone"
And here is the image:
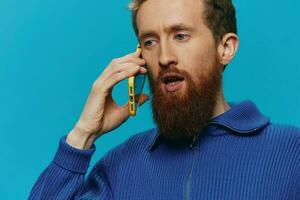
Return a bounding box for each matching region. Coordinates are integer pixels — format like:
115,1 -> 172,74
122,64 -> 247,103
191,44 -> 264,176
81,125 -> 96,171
128,45 -> 147,116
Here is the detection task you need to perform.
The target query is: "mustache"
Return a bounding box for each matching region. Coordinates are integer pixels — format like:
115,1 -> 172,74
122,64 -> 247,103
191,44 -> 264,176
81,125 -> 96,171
157,66 -> 189,82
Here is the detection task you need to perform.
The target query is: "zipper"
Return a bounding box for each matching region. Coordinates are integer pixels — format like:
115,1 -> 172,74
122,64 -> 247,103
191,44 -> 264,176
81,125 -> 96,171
184,135 -> 198,200
190,135 -> 197,148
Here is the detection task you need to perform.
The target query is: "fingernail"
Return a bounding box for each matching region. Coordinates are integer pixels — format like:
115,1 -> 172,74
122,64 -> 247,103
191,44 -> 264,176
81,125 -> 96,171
141,67 -> 147,73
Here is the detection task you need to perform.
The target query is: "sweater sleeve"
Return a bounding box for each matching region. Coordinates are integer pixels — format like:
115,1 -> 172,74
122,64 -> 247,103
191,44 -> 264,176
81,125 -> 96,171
28,136 -> 113,200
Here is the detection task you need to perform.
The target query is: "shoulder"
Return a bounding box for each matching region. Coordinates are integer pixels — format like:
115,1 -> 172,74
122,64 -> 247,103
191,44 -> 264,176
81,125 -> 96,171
262,123 -> 300,150
264,123 -> 300,139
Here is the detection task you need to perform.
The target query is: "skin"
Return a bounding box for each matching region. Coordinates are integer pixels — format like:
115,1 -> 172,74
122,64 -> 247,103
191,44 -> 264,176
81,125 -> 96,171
66,0 -> 239,149
137,0 -> 239,117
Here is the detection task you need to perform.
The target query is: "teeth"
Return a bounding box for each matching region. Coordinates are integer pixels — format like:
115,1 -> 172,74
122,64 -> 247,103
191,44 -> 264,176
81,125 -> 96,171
167,81 -> 180,85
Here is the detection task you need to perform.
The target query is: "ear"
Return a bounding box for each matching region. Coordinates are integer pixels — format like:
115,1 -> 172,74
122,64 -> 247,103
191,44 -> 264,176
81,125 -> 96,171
217,33 -> 239,66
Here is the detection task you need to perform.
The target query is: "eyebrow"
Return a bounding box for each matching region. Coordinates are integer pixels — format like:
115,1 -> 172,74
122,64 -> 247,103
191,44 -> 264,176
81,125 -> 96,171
138,23 -> 196,41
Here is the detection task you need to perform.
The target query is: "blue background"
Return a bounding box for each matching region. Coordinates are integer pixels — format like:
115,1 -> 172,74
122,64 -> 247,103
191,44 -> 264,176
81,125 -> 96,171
1,0 -> 299,199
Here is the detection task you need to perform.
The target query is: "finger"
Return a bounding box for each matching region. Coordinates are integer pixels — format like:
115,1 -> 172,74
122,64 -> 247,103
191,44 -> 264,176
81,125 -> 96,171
105,65 -> 142,90
124,57 -> 146,66
139,67 -> 147,74
120,56 -> 146,66
97,63 -> 147,94
121,49 -> 142,61
113,62 -> 147,75
106,58 -> 146,78
130,47 -> 142,56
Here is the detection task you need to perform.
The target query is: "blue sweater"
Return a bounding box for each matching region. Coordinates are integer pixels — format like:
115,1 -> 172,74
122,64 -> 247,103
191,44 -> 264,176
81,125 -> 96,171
29,100 -> 300,199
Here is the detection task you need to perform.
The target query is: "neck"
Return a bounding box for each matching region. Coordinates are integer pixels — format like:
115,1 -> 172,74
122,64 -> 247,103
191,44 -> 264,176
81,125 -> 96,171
212,89 -> 230,118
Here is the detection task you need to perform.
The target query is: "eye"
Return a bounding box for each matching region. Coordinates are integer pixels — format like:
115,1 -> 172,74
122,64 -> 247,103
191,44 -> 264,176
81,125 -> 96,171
175,33 -> 189,41
144,39 -> 156,48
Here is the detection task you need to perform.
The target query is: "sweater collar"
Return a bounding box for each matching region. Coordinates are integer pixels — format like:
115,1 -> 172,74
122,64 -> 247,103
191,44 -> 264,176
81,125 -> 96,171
148,100 -> 270,151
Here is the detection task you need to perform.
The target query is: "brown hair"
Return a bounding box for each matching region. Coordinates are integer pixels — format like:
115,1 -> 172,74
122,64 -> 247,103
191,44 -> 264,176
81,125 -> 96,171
128,0 -> 237,43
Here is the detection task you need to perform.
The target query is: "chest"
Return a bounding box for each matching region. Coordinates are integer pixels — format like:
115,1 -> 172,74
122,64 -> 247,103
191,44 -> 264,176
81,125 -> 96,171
111,142 -> 297,200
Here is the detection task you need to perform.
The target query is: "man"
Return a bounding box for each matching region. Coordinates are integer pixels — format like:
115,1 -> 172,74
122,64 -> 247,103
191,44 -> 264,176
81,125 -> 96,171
29,0 -> 300,199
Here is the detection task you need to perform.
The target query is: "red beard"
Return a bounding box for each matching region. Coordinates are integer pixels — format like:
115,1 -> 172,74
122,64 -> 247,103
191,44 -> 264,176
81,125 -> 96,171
148,64 -> 222,145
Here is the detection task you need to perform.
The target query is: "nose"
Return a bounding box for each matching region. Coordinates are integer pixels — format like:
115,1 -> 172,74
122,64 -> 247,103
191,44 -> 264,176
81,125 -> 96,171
158,42 -> 178,68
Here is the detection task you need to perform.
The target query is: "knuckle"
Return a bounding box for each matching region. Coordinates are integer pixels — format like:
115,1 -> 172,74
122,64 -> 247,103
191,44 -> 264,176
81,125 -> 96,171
111,73 -> 124,84
127,66 -> 138,76
125,57 -> 133,63
111,58 -> 119,64
119,70 -> 129,79
109,75 -> 117,83
126,53 -> 135,58
116,74 -> 123,81
132,65 -> 140,71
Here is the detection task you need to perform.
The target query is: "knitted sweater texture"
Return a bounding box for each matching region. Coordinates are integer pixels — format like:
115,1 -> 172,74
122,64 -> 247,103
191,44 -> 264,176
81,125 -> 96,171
29,100 -> 300,199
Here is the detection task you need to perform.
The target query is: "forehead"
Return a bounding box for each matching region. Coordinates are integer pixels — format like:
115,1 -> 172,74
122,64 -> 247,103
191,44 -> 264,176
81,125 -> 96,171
136,0 -> 206,35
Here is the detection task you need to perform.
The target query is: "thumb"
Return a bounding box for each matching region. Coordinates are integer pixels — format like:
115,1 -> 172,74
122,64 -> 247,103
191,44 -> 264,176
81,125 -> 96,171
120,94 -> 149,117
119,102 -> 131,121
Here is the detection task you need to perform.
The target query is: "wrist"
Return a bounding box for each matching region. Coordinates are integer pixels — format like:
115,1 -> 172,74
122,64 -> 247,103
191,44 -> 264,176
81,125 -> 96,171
66,127 -> 97,150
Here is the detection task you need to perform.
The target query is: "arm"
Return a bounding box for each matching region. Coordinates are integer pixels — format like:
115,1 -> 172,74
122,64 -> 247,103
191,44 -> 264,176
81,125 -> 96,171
29,136 -> 113,200
29,50 -> 148,199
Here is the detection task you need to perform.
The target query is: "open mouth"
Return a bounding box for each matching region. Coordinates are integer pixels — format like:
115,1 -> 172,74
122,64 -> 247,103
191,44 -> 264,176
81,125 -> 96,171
161,73 -> 185,84
160,73 -> 185,92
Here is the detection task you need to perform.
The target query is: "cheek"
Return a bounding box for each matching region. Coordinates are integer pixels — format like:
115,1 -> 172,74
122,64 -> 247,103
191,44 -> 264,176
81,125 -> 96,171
145,63 -> 159,85
144,55 -> 159,81
184,50 -> 217,83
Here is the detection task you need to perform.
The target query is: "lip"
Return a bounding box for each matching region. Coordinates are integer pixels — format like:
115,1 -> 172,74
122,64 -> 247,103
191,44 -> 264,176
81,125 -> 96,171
163,80 -> 184,92
160,73 -> 185,84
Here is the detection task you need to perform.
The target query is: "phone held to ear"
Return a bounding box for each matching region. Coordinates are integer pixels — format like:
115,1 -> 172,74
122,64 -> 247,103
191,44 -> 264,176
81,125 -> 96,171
128,45 -> 147,116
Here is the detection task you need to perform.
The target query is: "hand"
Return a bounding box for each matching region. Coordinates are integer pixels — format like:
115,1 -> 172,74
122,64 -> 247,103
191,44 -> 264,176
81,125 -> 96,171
67,50 -> 149,149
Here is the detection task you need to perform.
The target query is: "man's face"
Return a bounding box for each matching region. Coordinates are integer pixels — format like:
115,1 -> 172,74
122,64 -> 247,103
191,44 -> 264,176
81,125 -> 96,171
137,0 -> 219,89
136,0 -> 222,143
